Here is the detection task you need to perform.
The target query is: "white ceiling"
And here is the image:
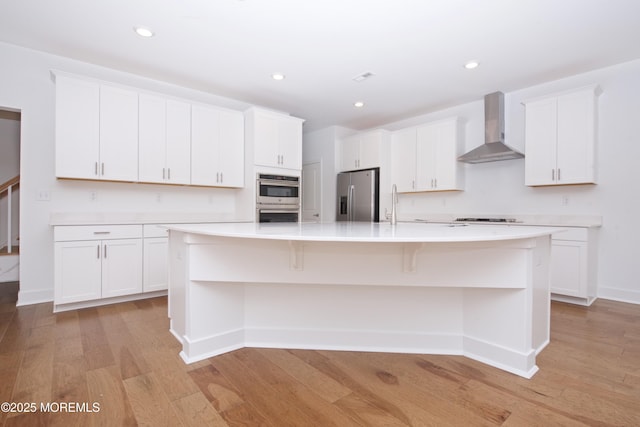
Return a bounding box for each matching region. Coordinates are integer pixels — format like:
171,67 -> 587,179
2,0 -> 640,132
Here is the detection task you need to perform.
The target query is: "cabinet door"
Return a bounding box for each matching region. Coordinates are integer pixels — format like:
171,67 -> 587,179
55,75 -> 100,179
340,136 -> 360,171
101,238 -> 143,298
54,240 -> 102,304
391,128 -> 417,192
550,240 -> 586,297
416,124 -> 437,190
556,90 -> 595,184
218,110 -> 244,187
359,131 -> 381,170
432,119 -> 459,190
143,237 -> 168,292
253,113 -> 280,168
138,94 -> 167,183
525,98 -> 558,186
278,118 -> 302,170
165,100 -> 192,185
99,85 -> 139,181
191,104 -> 221,186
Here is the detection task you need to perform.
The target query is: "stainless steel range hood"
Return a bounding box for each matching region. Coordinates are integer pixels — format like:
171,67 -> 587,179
458,91 -> 524,164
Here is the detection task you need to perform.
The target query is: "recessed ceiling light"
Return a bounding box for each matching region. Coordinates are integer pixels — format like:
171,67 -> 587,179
354,101 -> 365,108
272,73 -> 285,81
464,60 -> 479,70
134,27 -> 154,38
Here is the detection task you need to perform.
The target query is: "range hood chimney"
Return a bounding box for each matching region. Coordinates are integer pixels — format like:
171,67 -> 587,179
458,91 -> 524,163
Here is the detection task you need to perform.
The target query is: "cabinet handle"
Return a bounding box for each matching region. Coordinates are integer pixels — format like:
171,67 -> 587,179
101,163 -> 105,176
167,168 -> 171,180
94,162 -> 98,176
93,231 -> 111,235
220,172 -> 223,183
97,244 -> 100,259
557,168 -> 561,181
163,168 -> 166,180
552,169 -> 555,181
104,244 -> 107,259
216,172 -> 219,183
434,178 -> 437,188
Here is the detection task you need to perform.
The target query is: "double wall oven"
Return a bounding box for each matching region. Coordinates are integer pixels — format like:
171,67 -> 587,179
256,173 -> 300,222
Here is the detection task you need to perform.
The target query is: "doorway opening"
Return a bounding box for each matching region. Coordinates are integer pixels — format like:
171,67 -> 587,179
0,108 -> 21,290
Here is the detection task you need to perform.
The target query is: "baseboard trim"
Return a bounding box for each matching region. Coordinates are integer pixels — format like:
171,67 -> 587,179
175,326 -> 540,378
597,286 -> 640,305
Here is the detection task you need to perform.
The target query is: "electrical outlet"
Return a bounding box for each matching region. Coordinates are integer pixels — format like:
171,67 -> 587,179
36,190 -> 51,201
562,195 -> 569,205
90,191 -> 98,202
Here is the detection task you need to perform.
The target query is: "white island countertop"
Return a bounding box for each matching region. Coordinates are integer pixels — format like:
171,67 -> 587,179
165,221 -> 562,243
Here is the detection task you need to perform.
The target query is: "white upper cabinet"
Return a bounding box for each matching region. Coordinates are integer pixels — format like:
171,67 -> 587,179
191,104 -> 245,187
56,75 -> 138,182
55,72 -> 245,188
248,108 -> 304,170
139,95 -> 191,185
55,74 -> 100,180
524,86 -> 598,186
391,117 -> 463,192
99,85 -> 139,181
391,128 -> 418,192
339,130 -> 388,172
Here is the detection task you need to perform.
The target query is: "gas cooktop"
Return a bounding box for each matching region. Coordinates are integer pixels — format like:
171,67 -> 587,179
455,217 -> 517,223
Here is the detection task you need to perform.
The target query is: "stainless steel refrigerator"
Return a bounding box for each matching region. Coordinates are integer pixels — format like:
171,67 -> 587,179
336,168 -> 379,222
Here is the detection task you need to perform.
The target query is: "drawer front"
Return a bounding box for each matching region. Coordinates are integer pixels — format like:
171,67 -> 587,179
143,224 -> 169,238
552,227 -> 588,242
54,224 -> 143,241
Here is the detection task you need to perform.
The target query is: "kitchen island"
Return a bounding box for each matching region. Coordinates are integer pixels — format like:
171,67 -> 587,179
166,222 -> 557,378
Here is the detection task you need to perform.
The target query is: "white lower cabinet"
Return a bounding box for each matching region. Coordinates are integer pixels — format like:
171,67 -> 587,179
550,227 -> 598,305
54,225 -> 146,309
143,225 -> 169,292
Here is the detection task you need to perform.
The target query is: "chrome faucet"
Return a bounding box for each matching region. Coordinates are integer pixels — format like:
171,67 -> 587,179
391,184 -> 398,225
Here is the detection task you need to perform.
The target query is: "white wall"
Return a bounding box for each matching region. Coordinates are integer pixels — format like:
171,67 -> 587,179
316,59 -> 640,304
0,42 -> 252,305
302,126 -> 352,222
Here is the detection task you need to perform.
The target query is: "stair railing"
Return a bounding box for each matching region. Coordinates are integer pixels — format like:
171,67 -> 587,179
0,175 -> 19,254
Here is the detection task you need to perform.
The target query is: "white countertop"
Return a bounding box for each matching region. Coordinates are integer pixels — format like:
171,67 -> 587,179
399,214 -> 602,228
49,212 -> 243,226
165,221 -> 561,243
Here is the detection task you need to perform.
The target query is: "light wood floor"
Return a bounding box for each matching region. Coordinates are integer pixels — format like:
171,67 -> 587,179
1,282 -> 639,426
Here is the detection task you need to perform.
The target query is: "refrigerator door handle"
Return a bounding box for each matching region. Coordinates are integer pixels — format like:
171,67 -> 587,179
348,184 -> 355,221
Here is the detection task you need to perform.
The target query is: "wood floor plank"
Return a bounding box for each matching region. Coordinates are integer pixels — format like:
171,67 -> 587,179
122,372 -> 183,426
9,323 -> 55,405
211,351 -> 332,427
323,350 -> 499,426
231,348 -> 362,426
141,348 -> 200,401
171,391 -> 229,427
77,308 -> 115,371
256,348 -> 352,403
86,366 -> 137,427
288,348 -> 417,425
